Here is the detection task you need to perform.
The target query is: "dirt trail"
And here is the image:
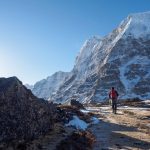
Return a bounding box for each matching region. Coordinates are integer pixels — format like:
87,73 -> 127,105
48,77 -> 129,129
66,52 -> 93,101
88,106 -> 150,150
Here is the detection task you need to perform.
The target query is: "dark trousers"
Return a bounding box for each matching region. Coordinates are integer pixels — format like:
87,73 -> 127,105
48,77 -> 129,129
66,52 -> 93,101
112,99 -> 117,113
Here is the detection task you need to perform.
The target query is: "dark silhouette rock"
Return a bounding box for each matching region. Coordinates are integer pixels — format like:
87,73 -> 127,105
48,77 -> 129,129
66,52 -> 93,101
0,77 -> 56,143
70,99 -> 84,109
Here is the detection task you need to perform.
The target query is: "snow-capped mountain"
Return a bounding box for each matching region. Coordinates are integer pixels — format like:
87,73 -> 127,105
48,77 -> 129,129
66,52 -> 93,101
31,11 -> 150,103
50,11 -> 150,103
32,71 -> 69,100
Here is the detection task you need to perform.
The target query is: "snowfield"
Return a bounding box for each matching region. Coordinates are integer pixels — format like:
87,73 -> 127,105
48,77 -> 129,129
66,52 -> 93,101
66,114 -> 100,130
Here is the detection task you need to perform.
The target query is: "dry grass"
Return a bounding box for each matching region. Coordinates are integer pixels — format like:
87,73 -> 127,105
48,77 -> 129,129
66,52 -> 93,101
56,131 -> 96,150
114,109 -> 150,135
123,110 -> 135,116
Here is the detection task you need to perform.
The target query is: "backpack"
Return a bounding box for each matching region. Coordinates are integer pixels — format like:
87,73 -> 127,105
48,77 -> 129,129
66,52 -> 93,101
110,90 -> 118,99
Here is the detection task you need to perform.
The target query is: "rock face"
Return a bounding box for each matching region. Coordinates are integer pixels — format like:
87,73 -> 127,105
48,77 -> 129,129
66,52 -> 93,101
30,11 -> 150,103
51,11 -> 150,103
32,71 -> 69,100
0,77 -> 55,143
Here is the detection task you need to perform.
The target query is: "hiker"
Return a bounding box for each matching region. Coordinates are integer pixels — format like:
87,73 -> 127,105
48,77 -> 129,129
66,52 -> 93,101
109,87 -> 119,114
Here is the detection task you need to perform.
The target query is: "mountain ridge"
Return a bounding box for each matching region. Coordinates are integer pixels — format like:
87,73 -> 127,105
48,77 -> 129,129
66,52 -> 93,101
31,11 -> 150,103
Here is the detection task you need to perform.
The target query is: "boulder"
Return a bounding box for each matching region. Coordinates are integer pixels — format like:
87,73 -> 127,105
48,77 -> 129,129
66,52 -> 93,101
70,99 -> 84,109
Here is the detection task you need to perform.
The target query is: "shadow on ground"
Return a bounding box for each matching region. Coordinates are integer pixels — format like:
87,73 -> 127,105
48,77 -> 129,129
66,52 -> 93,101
90,114 -> 150,150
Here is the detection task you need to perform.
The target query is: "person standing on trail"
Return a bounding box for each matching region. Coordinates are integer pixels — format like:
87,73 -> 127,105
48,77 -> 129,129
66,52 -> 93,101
109,87 -> 119,114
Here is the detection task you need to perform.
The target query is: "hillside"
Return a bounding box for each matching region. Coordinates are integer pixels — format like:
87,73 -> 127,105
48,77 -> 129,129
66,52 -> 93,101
0,77 -> 56,144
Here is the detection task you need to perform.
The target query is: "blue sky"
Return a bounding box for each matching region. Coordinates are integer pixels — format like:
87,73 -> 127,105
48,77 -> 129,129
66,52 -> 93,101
0,0 -> 150,84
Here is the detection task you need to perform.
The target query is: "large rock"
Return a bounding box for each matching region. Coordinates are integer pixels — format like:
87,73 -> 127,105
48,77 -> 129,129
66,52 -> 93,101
0,77 -> 56,143
70,99 -> 84,109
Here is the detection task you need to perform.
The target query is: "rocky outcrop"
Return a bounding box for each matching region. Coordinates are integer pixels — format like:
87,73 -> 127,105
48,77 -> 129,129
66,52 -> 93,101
70,99 -> 84,109
0,77 -> 56,143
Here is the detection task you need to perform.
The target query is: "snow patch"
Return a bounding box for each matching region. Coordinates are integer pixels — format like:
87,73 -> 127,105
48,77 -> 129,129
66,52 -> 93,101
119,56 -> 150,98
118,106 -> 150,110
66,116 -> 88,130
143,100 -> 150,103
126,11 -> 150,38
80,109 -> 90,113
86,107 -> 100,112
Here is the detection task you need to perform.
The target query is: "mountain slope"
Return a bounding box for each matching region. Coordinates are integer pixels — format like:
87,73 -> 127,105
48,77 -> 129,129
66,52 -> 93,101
32,71 -> 69,100
51,11 -> 150,103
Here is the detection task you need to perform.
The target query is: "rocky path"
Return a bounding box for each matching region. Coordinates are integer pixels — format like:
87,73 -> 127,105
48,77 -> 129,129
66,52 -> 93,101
87,106 -> 150,150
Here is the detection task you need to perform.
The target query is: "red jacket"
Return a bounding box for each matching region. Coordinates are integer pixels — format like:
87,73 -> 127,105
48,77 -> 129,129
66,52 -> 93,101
109,89 -> 119,99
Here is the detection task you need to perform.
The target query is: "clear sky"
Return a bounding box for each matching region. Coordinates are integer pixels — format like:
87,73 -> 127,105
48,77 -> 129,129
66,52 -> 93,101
0,0 -> 150,84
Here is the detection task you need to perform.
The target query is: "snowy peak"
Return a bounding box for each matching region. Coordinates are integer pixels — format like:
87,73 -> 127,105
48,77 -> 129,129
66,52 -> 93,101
51,11 -> 150,103
122,11 -> 150,38
102,11 -> 150,63
31,11 -> 150,103
130,11 -> 150,23
75,36 -> 102,65
81,36 -> 102,49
